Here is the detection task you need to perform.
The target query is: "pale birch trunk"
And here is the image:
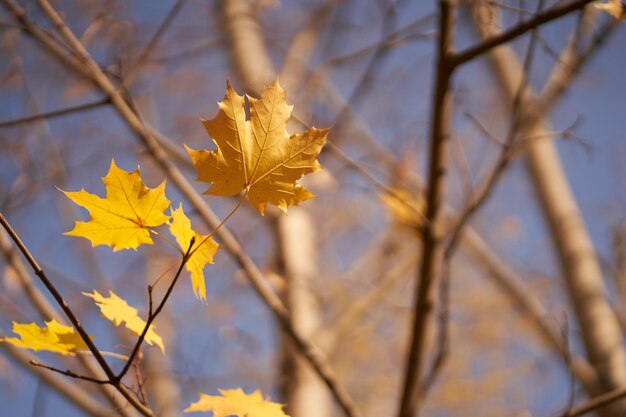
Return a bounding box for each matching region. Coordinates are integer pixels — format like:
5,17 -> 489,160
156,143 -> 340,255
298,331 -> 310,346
221,2 -> 331,417
471,2 -> 626,412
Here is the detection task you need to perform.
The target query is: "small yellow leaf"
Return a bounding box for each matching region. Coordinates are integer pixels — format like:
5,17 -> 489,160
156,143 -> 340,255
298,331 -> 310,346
185,388 -> 289,417
83,290 -> 164,353
380,189 -> 425,230
187,79 -> 329,215
63,159 -> 171,251
593,0 -> 626,19
168,204 -> 220,301
1,319 -> 88,356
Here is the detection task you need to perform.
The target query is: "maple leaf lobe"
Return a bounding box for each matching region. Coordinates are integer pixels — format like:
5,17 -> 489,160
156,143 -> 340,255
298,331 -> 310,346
83,290 -> 165,353
187,79 -> 329,215
0,319 -> 88,356
168,203 -> 220,301
184,388 -> 289,417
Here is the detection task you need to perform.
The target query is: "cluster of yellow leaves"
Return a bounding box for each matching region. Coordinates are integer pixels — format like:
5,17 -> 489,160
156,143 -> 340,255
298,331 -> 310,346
187,79 -> 328,215
83,290 -> 165,353
185,388 -> 289,417
593,0 -> 626,19
1,319 -> 87,356
0,293 -> 166,356
1,80 -> 324,417
62,159 -> 218,300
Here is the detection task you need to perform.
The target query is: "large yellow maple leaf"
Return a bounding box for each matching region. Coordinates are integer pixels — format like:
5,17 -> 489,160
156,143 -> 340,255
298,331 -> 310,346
1,319 -> 88,356
186,79 -> 329,215
168,204 -> 219,301
83,290 -> 164,353
63,159 -> 171,251
185,388 -> 289,417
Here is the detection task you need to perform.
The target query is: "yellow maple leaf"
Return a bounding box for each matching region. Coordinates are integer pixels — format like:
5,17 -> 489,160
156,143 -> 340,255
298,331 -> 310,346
83,290 -> 164,353
1,319 -> 88,356
63,159 -> 171,251
168,204 -> 220,301
186,79 -> 329,215
185,388 -> 289,417
593,0 -> 626,19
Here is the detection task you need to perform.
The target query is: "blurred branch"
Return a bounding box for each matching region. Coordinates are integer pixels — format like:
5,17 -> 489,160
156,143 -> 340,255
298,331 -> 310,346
321,242 -> 417,350
286,4 -> 600,397
452,0 -> 595,67
556,385 -> 626,417
398,3 -> 456,417
1,221 -> 139,417
10,1 -> 360,416
0,229 -> 60,321
122,0 -> 187,85
221,1 -> 360,417
0,98 -> 110,129
535,18 -> 618,119
0,344 -> 113,417
0,211 -> 152,417
445,0 -> 544,263
471,0 -> 626,411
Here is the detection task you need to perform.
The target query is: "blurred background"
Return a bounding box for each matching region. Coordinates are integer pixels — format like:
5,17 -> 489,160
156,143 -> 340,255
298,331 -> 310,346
1,1 -> 626,416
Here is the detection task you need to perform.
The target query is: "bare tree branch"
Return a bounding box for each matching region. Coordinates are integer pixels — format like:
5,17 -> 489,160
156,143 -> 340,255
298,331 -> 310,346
398,3 -> 456,417
471,1 -> 626,412
452,0 -> 595,67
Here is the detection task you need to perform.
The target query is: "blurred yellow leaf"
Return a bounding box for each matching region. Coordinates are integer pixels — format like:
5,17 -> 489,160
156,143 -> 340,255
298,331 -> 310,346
186,79 -> 329,215
593,0 -> 626,19
380,189 -> 425,230
185,388 -> 289,417
83,290 -> 164,353
1,319 -> 88,356
168,204 -> 220,301
63,159 -> 171,251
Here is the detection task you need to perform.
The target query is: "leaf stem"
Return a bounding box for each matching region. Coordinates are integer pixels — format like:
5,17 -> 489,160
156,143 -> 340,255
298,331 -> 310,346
188,188 -> 249,259
149,228 -> 183,255
77,350 -> 130,361
29,360 -> 111,385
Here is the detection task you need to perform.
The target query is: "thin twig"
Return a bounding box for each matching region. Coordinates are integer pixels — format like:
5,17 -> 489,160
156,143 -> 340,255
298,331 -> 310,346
1,344 -> 113,417
133,348 -> 148,405
452,0 -> 595,67
122,0 -> 186,84
116,237 -> 195,382
445,4 -> 543,260
0,98 -> 110,128
29,361 -> 111,385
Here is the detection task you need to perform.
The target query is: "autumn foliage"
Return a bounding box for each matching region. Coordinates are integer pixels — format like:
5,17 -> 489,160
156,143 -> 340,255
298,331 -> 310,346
2,2 -> 626,417
1,80 -> 325,416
